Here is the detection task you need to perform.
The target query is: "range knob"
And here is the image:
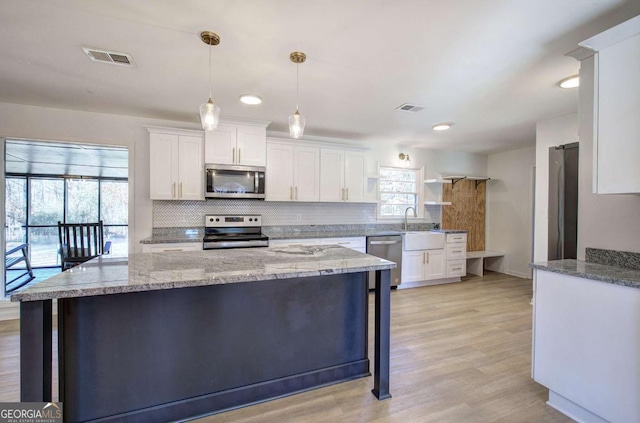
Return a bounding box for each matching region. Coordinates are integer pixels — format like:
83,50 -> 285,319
215,218 -> 220,222
209,218 -> 213,222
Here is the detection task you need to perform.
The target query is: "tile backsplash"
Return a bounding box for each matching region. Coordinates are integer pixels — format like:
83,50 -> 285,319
153,200 -> 441,228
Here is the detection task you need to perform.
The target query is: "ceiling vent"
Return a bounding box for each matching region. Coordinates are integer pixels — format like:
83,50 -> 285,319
395,103 -> 425,112
82,47 -> 135,67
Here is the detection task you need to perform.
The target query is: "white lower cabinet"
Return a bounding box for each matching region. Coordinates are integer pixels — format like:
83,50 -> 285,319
402,249 -> 445,283
142,243 -> 201,253
445,233 -> 467,277
446,260 -> 466,278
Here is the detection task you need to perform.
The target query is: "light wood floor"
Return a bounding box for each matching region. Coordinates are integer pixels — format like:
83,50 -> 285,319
0,272 -> 574,423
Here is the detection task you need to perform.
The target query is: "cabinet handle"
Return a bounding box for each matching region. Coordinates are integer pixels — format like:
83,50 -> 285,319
172,182 -> 176,198
423,252 -> 425,264
452,267 -> 462,271
238,148 -> 241,164
179,182 -> 183,198
164,249 -> 184,252
290,186 -> 293,200
452,250 -> 462,254
337,242 -> 350,245
426,252 -> 430,264
233,147 -> 236,164
341,188 -> 345,200
295,186 -> 298,200
346,188 -> 349,201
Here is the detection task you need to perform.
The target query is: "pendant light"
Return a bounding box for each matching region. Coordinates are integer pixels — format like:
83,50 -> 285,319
199,31 -> 221,131
288,51 -> 306,139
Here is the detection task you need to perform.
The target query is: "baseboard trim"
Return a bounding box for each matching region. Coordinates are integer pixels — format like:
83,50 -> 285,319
89,359 -> 370,423
547,390 -> 609,423
504,270 -> 530,279
397,278 -> 462,289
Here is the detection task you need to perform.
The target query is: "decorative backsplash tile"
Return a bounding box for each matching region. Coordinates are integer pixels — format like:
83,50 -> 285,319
153,200 -> 441,228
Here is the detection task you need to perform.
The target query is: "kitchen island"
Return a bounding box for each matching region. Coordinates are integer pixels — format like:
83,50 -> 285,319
12,245 -> 395,423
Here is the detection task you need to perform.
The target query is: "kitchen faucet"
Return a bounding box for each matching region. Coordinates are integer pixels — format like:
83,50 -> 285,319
404,206 -> 417,231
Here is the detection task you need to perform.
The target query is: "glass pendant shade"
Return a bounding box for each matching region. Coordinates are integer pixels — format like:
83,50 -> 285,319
288,109 -> 306,139
200,98 -> 220,131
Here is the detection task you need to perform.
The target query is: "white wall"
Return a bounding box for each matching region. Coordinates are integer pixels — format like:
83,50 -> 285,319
576,56 -> 640,257
487,146 -> 536,278
534,113 -> 578,262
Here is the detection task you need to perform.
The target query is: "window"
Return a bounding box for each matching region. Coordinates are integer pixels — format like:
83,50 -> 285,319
378,166 -> 420,217
4,175 -> 129,268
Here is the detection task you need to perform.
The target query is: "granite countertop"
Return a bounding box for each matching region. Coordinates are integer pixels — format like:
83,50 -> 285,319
429,229 -> 468,234
140,224 -> 444,244
11,245 -> 396,302
140,228 -> 203,244
265,229 -> 403,240
530,259 -> 640,289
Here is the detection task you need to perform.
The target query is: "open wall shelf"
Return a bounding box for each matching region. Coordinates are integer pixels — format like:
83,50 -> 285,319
441,175 -> 491,189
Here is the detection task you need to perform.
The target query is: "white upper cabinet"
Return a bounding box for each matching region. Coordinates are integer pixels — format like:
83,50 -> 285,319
344,152 -> 366,202
265,140 -> 319,202
204,122 -> 268,167
320,149 -> 366,202
148,127 -> 204,201
580,16 -> 640,194
293,146 -> 320,202
320,149 -> 345,202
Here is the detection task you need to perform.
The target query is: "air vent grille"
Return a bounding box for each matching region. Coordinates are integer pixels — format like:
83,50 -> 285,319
82,47 -> 134,67
395,103 -> 425,113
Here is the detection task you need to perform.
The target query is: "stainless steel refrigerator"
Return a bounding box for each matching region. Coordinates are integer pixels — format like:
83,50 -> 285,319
548,142 -> 579,260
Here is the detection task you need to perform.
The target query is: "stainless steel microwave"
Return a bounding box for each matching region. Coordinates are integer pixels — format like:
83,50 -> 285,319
205,164 -> 266,199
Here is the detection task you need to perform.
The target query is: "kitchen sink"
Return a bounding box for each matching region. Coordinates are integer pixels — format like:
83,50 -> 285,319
402,231 -> 445,251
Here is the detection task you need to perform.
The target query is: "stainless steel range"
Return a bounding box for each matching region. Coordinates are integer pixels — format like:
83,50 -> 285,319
203,214 -> 269,250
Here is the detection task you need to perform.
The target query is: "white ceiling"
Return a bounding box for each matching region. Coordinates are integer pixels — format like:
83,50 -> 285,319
1,1 -> 639,154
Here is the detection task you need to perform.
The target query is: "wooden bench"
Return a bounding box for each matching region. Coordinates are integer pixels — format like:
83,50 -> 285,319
466,250 -> 505,276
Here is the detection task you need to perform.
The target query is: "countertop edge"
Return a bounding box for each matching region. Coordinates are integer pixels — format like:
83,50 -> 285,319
11,262 -> 397,302
530,261 -> 640,289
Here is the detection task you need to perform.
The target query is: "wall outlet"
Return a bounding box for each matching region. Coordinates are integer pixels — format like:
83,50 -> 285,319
296,214 -> 302,222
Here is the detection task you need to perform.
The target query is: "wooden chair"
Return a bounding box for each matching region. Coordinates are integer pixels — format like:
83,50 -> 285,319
58,221 -> 112,271
5,243 -> 35,292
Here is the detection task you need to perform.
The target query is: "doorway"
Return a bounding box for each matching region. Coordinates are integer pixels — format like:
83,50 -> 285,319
3,139 -> 129,295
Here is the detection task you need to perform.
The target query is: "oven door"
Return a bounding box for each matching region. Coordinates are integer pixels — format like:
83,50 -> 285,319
205,164 -> 265,199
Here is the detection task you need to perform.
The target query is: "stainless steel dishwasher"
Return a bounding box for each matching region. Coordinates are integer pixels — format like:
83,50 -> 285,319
366,235 -> 402,289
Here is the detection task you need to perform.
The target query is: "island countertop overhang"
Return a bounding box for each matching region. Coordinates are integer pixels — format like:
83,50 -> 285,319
11,245 -> 396,302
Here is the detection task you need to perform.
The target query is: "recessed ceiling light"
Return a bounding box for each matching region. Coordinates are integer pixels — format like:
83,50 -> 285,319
239,94 -> 262,105
559,75 -> 579,89
432,123 -> 452,131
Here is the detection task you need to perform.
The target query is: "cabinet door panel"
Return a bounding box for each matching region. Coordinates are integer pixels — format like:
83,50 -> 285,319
425,249 -> 445,280
266,143 -> 294,201
236,126 -> 267,166
320,149 -> 345,202
596,33 -> 640,194
150,133 -> 178,200
401,250 -> 424,283
204,124 -> 236,165
344,152 -> 366,202
178,135 -> 204,200
294,146 -> 320,202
